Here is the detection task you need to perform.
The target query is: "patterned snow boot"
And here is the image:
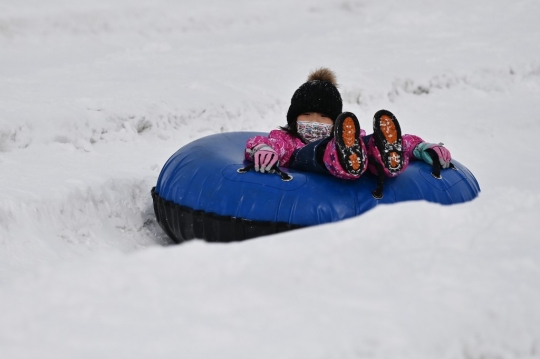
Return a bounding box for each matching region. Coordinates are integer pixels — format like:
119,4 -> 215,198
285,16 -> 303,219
334,112 -> 367,177
368,109 -> 404,199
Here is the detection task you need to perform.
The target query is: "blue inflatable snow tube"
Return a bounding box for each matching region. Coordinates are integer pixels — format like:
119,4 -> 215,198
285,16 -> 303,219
151,132 -> 480,242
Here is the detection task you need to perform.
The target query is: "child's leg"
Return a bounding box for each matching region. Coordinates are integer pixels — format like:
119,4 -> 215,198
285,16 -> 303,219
288,138 -> 331,175
367,109 -> 409,177
367,109 -> 413,199
322,112 -> 367,180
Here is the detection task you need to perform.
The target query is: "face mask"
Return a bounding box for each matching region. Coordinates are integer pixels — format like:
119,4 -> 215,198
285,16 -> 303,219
297,121 -> 333,143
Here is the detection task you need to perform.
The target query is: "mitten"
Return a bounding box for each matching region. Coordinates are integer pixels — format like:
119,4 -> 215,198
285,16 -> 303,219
253,144 -> 279,173
413,142 -> 452,169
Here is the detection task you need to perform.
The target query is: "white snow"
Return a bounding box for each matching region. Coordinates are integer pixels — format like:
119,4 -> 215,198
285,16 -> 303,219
1,0 -> 540,358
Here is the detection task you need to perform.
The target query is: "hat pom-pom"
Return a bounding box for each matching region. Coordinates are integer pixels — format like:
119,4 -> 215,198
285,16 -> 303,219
307,67 -> 338,86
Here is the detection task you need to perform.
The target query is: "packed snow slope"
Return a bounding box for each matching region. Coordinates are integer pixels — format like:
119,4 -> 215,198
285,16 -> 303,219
1,0 -> 540,358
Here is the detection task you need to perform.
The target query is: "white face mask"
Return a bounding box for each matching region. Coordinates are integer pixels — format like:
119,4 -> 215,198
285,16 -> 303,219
297,121 -> 333,143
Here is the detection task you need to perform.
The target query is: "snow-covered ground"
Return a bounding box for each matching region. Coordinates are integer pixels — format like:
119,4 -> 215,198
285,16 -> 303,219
1,0 -> 540,358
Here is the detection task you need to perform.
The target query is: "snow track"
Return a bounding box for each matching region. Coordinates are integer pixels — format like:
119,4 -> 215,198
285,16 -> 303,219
0,177 -> 171,282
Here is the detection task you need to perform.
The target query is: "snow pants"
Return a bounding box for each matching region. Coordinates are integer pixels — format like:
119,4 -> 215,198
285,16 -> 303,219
289,135 -> 372,175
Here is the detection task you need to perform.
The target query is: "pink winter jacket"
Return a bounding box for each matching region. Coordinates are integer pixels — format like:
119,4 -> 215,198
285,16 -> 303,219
245,129 -> 424,180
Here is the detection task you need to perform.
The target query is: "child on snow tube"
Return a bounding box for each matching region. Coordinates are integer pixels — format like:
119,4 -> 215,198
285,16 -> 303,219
244,68 -> 452,198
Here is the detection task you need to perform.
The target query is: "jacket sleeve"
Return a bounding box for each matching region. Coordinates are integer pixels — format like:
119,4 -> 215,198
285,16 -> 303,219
245,130 -> 304,167
402,134 -> 424,160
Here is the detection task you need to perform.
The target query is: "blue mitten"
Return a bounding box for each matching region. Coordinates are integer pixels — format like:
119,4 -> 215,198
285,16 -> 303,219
413,142 -> 452,169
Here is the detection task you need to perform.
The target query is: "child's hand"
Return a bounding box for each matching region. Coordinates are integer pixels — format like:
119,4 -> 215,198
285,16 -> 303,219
253,145 -> 279,173
413,142 -> 452,168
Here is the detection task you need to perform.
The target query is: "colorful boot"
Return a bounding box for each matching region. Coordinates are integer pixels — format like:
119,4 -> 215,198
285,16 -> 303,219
369,109 -> 404,177
334,112 -> 366,176
367,109 -> 404,199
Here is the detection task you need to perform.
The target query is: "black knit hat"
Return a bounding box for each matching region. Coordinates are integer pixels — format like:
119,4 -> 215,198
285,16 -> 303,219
286,68 -> 343,135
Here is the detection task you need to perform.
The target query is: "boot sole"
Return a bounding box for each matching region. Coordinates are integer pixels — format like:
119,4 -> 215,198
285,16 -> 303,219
373,110 -> 403,175
334,112 -> 365,176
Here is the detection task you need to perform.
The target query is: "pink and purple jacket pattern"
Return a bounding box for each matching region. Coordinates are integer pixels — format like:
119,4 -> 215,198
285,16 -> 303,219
245,130 -> 424,180
366,134 -> 424,178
